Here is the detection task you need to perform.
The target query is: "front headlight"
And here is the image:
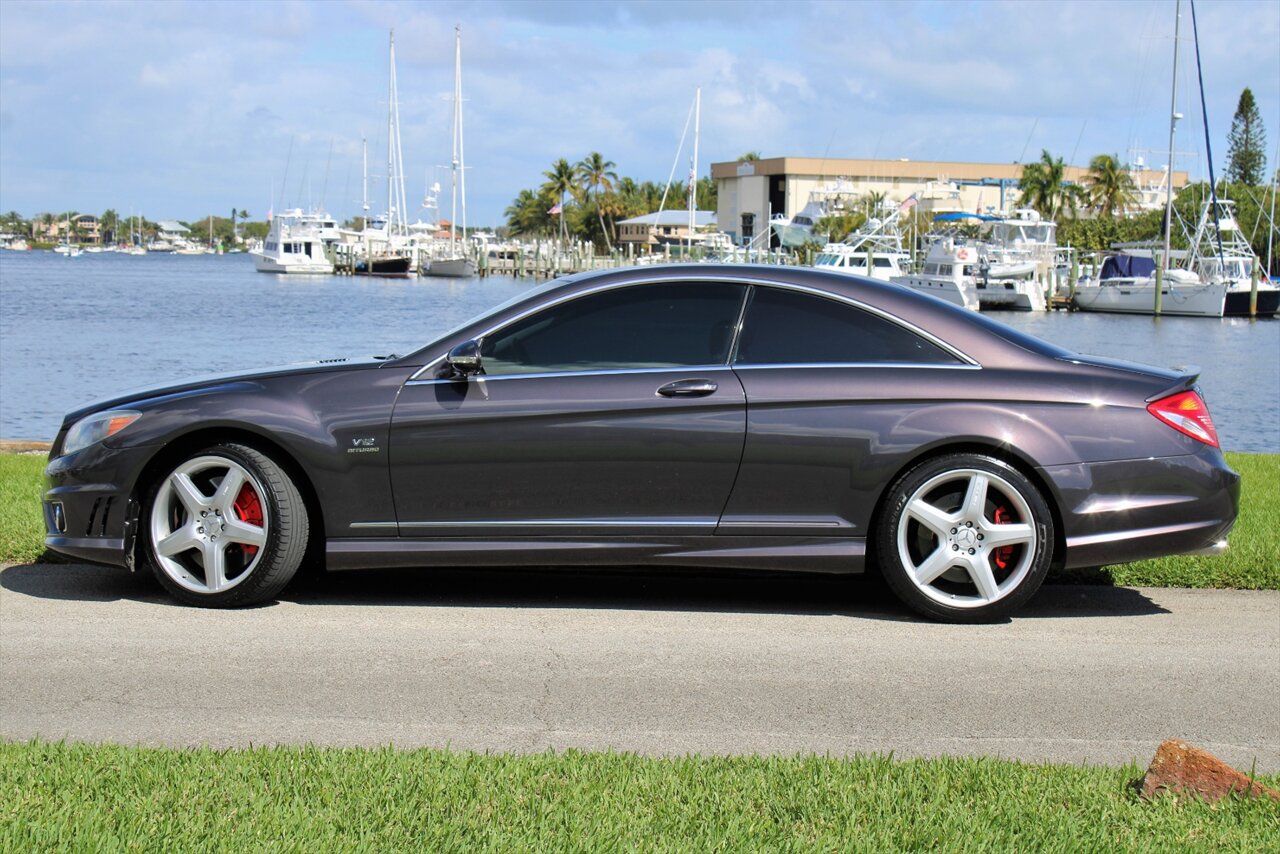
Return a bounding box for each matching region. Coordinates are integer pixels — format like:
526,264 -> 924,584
62,410 -> 141,456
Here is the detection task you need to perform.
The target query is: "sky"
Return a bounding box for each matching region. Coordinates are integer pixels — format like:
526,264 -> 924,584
1,0 -> 1277,228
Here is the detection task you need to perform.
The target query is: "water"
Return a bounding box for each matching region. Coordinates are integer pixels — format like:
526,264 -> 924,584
2,251 -> 1277,451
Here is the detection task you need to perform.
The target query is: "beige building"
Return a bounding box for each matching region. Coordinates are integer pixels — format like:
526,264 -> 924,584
711,157 -> 1189,245
617,210 -> 716,248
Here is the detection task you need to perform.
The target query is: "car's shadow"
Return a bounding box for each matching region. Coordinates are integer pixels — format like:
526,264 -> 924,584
1,560 -> 1170,621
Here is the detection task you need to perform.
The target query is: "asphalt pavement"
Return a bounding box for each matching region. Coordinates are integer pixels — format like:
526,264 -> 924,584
2,561 -> 1277,771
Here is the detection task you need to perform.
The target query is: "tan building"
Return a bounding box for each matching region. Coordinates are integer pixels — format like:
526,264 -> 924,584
617,210 -> 716,248
32,213 -> 102,244
712,156 -> 1189,245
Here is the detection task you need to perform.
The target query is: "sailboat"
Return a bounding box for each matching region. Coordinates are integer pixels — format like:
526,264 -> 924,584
1072,0 -> 1226,317
54,213 -> 82,257
425,25 -> 477,278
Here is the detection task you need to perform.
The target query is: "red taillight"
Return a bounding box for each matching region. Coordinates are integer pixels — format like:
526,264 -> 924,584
1147,390 -> 1219,447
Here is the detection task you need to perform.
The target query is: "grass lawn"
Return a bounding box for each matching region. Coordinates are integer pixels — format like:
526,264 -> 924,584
2,741 -> 1277,851
1,451 -> 1276,588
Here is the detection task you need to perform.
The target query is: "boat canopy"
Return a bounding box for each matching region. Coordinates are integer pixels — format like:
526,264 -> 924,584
932,212 -> 999,222
1099,254 -> 1157,280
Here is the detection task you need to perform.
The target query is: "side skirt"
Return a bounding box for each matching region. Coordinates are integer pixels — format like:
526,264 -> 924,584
325,535 -> 865,575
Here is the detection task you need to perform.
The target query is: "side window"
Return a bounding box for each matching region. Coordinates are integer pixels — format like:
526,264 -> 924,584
735,287 -> 961,366
480,283 -> 744,376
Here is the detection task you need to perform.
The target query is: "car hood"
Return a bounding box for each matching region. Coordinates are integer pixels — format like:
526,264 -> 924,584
62,356 -> 392,425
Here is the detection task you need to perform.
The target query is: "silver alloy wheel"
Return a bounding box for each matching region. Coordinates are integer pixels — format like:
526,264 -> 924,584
149,455 -> 269,595
895,467 -> 1037,609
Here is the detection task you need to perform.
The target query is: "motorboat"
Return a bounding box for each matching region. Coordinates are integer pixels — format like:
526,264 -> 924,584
771,200 -> 825,248
889,238 -> 979,311
813,208 -> 911,282
251,208 -> 337,274
1188,199 -> 1278,317
1072,254 -> 1226,317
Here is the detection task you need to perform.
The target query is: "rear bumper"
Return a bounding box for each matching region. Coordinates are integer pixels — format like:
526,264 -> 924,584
1041,450 -> 1240,569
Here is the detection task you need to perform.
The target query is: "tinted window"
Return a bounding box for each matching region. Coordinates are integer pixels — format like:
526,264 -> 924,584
481,283 -> 744,375
735,287 -> 961,366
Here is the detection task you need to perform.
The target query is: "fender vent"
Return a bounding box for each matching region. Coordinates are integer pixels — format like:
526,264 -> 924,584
85,497 -> 115,536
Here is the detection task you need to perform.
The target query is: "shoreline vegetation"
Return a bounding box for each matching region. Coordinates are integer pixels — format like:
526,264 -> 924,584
1,451 -> 1276,589
2,741 -> 1277,850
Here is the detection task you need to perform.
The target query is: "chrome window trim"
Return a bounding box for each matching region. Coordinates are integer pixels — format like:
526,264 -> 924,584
407,364 -> 735,386
732,362 -> 981,372
408,274 -> 979,382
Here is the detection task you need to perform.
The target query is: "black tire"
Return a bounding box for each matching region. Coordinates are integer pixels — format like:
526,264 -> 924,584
141,443 -> 309,607
875,453 -> 1053,623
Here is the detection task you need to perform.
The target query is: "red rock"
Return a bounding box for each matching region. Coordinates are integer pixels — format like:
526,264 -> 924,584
1137,739 -> 1280,802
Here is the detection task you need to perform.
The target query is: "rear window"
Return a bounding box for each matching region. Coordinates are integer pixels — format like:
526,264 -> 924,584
735,287 -> 962,366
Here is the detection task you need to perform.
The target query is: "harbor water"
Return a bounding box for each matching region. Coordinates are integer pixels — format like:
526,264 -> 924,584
1,251 -> 1277,452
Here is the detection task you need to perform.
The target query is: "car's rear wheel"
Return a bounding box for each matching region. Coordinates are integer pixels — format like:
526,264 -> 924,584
142,443 -> 308,607
876,453 -> 1053,622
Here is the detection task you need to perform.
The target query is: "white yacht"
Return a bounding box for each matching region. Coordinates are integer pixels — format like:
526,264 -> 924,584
1188,198 -> 1278,317
771,200 -> 826,249
1072,254 -> 1226,317
813,208 -> 911,282
972,210 -> 1054,311
889,238 -> 979,311
251,208 -> 337,274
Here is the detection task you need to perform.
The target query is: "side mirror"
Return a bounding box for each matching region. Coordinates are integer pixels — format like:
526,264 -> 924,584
445,339 -> 483,378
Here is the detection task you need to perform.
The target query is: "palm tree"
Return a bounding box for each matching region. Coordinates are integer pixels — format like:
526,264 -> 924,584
541,158 -> 578,244
577,152 -> 618,250
863,190 -> 888,217
504,188 -> 554,237
1017,150 -> 1067,219
737,151 -> 761,162
1085,154 -> 1138,218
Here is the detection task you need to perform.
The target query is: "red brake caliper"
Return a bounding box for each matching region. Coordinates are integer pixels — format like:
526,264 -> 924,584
992,505 -> 1015,572
233,483 -> 263,559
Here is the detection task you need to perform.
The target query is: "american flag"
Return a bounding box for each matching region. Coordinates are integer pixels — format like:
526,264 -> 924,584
548,202 -> 562,215
898,195 -> 917,212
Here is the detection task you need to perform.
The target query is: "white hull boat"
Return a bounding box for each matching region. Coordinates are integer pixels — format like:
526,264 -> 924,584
890,237 -> 980,311
252,208 -> 337,274
1072,256 -> 1225,317
974,277 -> 1046,312
424,256 -> 477,278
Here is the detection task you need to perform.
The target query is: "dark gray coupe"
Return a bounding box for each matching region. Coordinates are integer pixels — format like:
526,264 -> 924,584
43,265 -> 1238,621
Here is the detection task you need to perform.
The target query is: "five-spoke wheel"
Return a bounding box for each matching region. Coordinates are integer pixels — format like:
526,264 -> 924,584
877,454 -> 1053,622
143,443 -> 308,607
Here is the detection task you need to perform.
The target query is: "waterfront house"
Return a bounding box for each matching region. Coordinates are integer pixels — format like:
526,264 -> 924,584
32,213 -> 102,244
617,210 -> 716,248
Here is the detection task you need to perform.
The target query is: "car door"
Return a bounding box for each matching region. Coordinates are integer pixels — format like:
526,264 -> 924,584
720,285 -> 971,537
388,282 -> 749,537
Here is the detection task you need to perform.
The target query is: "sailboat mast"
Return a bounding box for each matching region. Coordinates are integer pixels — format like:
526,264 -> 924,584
1160,0 -> 1182,273
450,25 -> 460,248
362,137 -> 369,217
387,30 -> 395,232
457,25 -> 466,240
688,87 -> 700,253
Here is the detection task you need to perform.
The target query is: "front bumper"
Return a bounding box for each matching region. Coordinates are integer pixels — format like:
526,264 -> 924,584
43,441 -> 156,569
1042,449 -> 1240,569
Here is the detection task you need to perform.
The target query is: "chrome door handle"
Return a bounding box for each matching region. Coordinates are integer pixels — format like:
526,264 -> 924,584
657,379 -> 718,397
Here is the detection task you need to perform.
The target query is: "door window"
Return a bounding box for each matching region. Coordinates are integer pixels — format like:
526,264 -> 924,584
481,283 -> 745,375
735,287 -> 960,366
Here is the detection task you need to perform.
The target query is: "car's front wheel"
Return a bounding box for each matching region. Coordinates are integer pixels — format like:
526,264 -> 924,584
876,453 -> 1053,622
142,443 -> 308,607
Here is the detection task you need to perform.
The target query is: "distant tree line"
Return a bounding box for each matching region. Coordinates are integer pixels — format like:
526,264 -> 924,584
0,208 -> 269,245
